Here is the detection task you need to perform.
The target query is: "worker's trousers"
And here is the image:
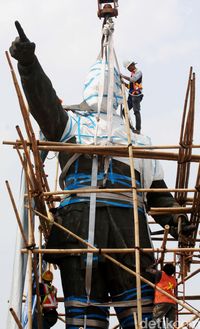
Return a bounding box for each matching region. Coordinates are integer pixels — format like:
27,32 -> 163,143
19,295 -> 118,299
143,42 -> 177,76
151,303 -> 176,329
128,94 -> 143,131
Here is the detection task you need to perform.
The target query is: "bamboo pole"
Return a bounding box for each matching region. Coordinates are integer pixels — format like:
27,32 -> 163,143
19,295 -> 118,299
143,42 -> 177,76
149,207 -> 192,215
4,139 -> 200,149
121,82 -> 142,328
16,126 -> 39,191
31,187 -> 197,197
158,225 -> 170,269
176,314 -> 198,329
5,51 -> 33,141
39,226 -> 42,283
4,140 -> 200,161
9,308 -> 23,329
24,152 -> 34,329
27,249 -> 33,329
21,247 -> 200,254
33,254 -> 43,329
15,147 -> 34,191
5,180 -> 28,246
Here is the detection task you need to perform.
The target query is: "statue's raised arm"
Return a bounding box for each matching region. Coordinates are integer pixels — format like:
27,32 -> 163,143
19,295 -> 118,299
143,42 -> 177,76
9,21 -> 68,141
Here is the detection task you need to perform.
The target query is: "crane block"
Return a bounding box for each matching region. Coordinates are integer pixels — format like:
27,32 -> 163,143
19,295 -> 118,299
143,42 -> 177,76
97,0 -> 118,19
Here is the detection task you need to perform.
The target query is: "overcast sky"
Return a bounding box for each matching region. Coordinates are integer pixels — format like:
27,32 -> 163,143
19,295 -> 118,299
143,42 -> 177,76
1,0 -> 200,327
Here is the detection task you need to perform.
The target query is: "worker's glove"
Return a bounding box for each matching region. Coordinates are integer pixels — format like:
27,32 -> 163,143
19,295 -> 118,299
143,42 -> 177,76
9,21 -> 35,66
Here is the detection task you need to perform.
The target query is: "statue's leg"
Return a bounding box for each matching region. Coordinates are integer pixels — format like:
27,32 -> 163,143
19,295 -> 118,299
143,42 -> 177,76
59,257 -> 110,329
44,204 -> 155,328
44,203 -> 110,329
103,206 -> 155,329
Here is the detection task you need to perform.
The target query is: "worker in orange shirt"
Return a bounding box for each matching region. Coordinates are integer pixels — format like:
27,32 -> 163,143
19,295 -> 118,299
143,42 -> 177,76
147,263 -> 177,329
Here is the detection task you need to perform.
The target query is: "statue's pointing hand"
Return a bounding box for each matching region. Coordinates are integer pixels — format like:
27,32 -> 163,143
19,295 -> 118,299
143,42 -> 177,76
9,21 -> 36,66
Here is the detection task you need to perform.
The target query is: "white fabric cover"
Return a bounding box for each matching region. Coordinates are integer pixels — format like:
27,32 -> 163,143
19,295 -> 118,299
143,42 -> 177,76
83,59 -> 123,113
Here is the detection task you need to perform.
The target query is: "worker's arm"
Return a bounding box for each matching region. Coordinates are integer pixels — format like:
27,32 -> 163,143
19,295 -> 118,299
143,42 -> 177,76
121,70 -> 142,83
9,21 -> 68,141
146,267 -> 162,283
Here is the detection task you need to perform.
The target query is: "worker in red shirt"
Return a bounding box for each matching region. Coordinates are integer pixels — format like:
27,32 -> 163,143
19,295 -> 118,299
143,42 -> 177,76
147,263 -> 177,329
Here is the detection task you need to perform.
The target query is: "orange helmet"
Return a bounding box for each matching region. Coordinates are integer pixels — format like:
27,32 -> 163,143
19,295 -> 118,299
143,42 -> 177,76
42,270 -> 53,282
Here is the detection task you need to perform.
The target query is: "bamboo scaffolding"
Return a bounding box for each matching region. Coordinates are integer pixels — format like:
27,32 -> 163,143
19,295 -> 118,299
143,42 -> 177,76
5,53 -> 200,328
174,69 -> 197,282
175,68 -> 194,207
28,209 -> 200,319
6,53 -> 54,239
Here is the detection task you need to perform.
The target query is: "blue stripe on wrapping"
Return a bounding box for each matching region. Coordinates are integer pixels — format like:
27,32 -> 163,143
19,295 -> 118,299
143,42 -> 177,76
65,296 -> 109,312
65,172 -> 141,188
115,289 -> 154,302
114,286 -> 154,318
84,76 -> 98,91
59,197 -> 144,211
67,313 -> 108,321
112,285 -> 154,302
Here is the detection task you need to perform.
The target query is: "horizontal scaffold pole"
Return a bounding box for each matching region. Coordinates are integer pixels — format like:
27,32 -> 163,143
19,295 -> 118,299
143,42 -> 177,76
21,247 -> 200,254
3,140 -> 200,162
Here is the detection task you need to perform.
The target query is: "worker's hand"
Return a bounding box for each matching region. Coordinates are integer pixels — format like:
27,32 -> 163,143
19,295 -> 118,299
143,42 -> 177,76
9,21 -> 35,66
120,73 -> 125,81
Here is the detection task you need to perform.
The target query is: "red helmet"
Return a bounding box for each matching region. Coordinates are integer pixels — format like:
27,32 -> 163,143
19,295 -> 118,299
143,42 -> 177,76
42,270 -> 53,282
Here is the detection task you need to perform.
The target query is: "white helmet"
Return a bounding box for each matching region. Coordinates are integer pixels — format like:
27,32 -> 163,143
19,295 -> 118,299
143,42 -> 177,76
123,60 -> 137,69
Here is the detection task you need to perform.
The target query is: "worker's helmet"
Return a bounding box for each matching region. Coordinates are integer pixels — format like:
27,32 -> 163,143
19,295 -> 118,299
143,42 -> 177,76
42,270 -> 53,282
123,60 -> 137,69
163,263 -> 175,276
